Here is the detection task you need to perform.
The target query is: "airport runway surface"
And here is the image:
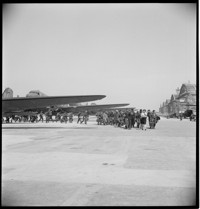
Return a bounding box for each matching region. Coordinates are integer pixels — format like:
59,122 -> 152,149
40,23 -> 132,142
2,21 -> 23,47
2,117 -> 196,206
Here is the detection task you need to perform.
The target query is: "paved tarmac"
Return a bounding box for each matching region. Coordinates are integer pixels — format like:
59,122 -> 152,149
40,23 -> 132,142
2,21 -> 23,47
2,117 -> 196,206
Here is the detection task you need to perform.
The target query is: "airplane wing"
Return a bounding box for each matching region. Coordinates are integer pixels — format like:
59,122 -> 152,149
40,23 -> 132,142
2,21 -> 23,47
60,103 -> 130,112
95,107 -> 135,112
185,104 -> 196,106
3,111 -> 38,117
2,95 -> 106,113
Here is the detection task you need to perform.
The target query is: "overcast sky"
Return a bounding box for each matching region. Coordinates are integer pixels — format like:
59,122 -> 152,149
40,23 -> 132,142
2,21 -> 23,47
3,3 -> 196,111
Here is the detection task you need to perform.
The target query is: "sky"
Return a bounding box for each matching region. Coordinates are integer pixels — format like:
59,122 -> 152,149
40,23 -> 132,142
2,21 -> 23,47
3,3 -> 196,111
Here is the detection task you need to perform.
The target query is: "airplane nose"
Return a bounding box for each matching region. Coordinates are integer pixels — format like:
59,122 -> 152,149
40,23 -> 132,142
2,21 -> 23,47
97,95 -> 106,100
88,95 -> 106,101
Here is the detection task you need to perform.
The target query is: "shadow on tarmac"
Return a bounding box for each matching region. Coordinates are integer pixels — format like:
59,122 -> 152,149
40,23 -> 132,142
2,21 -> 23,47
2,127 -> 97,130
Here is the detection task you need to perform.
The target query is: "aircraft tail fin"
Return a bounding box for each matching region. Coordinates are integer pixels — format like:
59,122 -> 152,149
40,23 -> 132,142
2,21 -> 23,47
2,88 -> 13,99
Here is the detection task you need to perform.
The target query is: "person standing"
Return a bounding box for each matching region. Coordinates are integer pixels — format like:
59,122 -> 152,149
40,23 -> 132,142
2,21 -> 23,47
130,109 -> 136,128
153,110 -> 160,128
45,111 -> 49,123
127,111 -> 132,129
140,109 -> 147,130
180,112 -> 183,121
68,112 -> 73,123
96,112 -> 101,125
113,110 -> 119,127
124,111 -> 129,129
102,112 -> 108,125
147,110 -> 151,128
48,109 -> 53,122
136,109 -> 142,128
149,111 -> 156,129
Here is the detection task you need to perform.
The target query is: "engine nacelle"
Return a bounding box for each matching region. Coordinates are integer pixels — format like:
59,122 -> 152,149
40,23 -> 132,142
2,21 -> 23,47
26,90 -> 47,97
2,88 -> 13,99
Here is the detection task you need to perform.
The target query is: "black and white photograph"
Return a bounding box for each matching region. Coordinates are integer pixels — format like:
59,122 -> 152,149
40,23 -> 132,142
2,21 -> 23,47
2,2 -> 197,206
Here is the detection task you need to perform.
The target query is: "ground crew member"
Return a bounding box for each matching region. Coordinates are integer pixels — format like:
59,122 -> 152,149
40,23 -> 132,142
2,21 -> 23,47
38,111 -> 44,122
77,112 -> 82,123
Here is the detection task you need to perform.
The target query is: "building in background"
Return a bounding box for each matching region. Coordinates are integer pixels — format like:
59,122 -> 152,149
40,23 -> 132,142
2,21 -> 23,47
159,83 -> 196,117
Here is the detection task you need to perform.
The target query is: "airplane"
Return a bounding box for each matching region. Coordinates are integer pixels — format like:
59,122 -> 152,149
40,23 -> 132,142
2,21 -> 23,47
2,88 -> 106,116
2,89 -> 129,117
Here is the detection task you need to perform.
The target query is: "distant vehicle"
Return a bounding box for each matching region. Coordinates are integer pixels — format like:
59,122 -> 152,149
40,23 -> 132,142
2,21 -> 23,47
183,104 -> 196,120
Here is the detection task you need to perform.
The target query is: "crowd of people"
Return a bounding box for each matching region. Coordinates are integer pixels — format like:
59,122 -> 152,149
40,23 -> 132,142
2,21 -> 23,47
96,109 -> 160,130
2,108 -> 160,130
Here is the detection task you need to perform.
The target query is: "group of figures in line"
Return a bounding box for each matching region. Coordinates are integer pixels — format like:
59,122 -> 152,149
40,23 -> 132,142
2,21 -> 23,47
2,112 -> 70,124
2,110 -> 90,124
96,109 -> 160,130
